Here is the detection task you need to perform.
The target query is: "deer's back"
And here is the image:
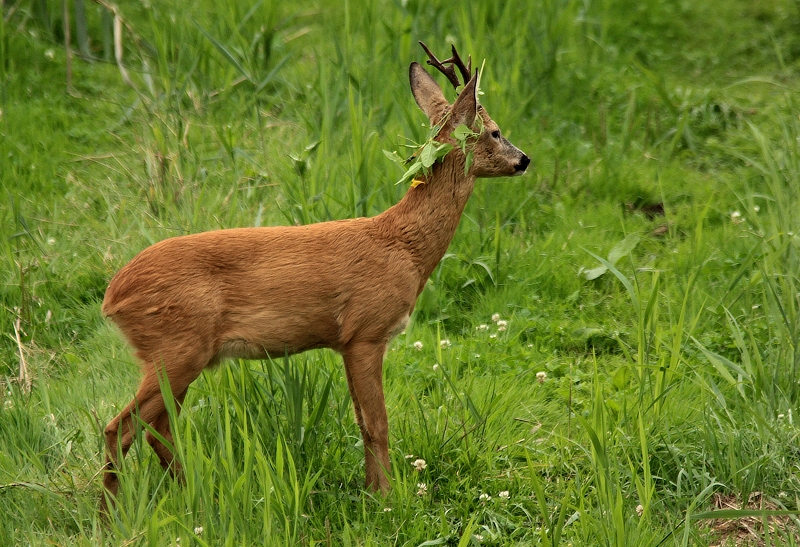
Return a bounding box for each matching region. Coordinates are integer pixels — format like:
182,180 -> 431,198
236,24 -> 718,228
102,220 -> 421,361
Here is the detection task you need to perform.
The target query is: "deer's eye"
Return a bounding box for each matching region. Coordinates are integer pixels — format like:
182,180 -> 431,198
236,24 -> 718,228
491,130 -> 500,140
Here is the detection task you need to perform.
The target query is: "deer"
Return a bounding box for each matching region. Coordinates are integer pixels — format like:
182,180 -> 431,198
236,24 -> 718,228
99,41 -> 530,509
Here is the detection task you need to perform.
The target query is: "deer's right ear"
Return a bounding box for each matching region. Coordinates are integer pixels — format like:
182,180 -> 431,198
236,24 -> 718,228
449,71 -> 477,128
410,62 -> 449,124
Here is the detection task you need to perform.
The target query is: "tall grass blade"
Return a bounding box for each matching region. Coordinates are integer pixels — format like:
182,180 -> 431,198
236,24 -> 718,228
193,20 -> 252,82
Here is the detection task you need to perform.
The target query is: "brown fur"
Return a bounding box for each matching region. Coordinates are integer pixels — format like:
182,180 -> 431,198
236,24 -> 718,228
100,55 -> 529,509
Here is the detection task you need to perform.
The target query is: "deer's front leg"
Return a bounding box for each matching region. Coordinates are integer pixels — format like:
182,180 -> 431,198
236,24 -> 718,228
343,340 -> 391,493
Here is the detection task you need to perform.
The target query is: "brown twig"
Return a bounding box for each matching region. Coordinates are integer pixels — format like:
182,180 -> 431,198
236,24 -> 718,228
13,315 -> 31,394
87,0 -> 147,93
88,0 -> 147,48
112,9 -> 135,90
3,0 -> 22,24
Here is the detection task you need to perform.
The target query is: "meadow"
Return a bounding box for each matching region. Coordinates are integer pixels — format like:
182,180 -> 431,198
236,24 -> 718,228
2,0 -> 800,544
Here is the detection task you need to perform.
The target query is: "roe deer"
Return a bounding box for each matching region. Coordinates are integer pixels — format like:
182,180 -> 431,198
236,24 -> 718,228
100,42 -> 529,508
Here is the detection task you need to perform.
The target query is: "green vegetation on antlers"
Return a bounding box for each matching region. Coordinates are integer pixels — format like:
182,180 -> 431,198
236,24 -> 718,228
383,118 -> 482,187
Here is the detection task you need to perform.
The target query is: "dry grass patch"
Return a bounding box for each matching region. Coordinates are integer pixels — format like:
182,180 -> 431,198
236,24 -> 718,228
706,492 -> 800,547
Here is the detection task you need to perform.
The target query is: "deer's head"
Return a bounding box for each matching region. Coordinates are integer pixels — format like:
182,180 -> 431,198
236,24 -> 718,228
409,42 -> 530,178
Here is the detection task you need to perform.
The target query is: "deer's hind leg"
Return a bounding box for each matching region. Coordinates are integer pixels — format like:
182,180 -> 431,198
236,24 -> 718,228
145,389 -> 188,478
101,348 -> 211,509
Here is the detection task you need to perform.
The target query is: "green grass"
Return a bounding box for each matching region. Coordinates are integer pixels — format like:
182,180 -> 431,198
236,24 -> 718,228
2,0 -> 800,544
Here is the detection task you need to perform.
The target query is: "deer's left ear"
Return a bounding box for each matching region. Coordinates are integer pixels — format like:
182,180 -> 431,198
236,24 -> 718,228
410,62 -> 450,125
450,71 -> 477,128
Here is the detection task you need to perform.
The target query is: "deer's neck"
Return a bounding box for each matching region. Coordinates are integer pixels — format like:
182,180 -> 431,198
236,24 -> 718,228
375,152 -> 476,284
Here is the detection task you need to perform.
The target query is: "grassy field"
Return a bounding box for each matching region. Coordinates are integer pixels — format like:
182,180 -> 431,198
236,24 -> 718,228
2,0 -> 800,544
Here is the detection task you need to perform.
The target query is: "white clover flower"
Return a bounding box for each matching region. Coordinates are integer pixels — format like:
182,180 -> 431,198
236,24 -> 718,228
479,493 -> 491,502
416,482 -> 427,496
412,458 -> 427,471
383,507 -> 392,512
496,320 -> 508,328
413,341 -> 423,351
194,526 -> 204,535
440,339 -> 451,348
492,313 -> 501,322
731,210 -> 744,224
497,325 -> 507,332
489,334 -> 497,339
536,371 -> 547,384
635,504 -> 644,517
474,534 -> 484,542
498,490 -> 510,499
405,454 -> 415,459
432,364 -> 439,371
477,324 -> 489,331
753,205 -> 760,213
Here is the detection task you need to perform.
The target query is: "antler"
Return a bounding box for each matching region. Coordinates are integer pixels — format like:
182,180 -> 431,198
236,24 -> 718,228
418,41 -> 472,89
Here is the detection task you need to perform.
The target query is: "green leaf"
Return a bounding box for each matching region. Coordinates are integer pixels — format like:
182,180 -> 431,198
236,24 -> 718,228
464,150 -> 474,175
583,264 -> 608,280
383,149 -> 405,166
420,142 -> 437,168
397,161 -> 423,185
607,233 -> 641,265
452,124 -> 476,142
435,142 -> 454,158
583,233 -> 640,280
612,365 -> 630,389
584,250 -> 640,309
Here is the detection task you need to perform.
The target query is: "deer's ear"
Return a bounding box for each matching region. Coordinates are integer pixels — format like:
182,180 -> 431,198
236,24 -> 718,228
450,71 -> 477,128
410,62 -> 449,124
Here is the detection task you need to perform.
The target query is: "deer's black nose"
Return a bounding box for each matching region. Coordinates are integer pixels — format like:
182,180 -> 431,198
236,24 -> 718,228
515,154 -> 531,173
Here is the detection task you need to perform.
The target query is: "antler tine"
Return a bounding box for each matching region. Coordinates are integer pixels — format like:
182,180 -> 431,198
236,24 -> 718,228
444,44 -> 472,85
418,41 -> 461,89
